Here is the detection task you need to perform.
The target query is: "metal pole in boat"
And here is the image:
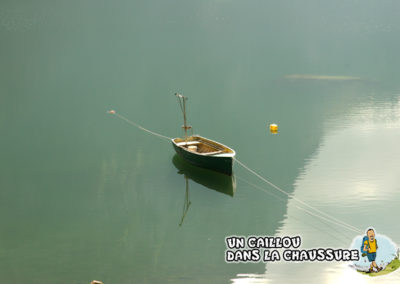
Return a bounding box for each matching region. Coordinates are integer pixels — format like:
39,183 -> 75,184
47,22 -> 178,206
175,93 -> 189,141
183,96 -> 188,141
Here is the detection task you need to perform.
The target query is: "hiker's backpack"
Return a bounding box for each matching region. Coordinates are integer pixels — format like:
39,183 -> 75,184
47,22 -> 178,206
360,236 -> 369,256
360,236 -> 378,257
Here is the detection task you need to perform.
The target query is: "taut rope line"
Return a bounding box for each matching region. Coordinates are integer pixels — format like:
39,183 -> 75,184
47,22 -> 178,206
108,110 -> 172,141
234,158 -> 363,234
237,176 -> 353,242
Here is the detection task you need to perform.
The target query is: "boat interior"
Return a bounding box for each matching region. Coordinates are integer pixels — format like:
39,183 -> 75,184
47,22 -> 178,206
173,136 -> 234,155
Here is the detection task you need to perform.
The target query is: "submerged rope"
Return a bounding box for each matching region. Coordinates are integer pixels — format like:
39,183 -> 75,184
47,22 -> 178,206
108,110 -> 172,141
234,158 -> 363,234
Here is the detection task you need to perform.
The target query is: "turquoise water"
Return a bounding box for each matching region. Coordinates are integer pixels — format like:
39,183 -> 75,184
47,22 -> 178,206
1,1 -> 400,283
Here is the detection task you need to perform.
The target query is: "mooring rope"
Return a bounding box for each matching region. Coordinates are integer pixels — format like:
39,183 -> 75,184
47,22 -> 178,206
234,158 -> 363,234
237,176 -> 353,242
107,110 -> 363,234
108,110 -> 172,141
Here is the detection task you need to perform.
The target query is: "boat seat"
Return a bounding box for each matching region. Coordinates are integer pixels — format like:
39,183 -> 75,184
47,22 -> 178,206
202,150 -> 223,156
176,141 -> 200,146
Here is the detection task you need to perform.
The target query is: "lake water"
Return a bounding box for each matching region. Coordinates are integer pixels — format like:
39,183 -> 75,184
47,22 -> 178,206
1,1 -> 400,283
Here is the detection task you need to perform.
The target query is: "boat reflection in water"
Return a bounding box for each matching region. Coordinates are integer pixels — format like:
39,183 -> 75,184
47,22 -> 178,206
178,174 -> 191,227
172,154 -> 237,226
173,154 -> 236,197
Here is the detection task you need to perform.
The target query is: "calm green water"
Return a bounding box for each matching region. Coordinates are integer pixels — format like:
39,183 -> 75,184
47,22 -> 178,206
1,1 -> 400,283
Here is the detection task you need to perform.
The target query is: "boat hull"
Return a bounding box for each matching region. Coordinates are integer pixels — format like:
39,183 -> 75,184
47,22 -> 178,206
172,136 -> 235,175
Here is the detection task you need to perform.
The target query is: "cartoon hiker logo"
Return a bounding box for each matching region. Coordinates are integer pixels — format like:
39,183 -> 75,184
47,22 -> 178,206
360,228 -> 382,273
351,227 -> 400,276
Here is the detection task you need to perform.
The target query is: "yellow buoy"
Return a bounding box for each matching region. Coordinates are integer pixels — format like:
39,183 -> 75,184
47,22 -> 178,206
269,123 -> 278,133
